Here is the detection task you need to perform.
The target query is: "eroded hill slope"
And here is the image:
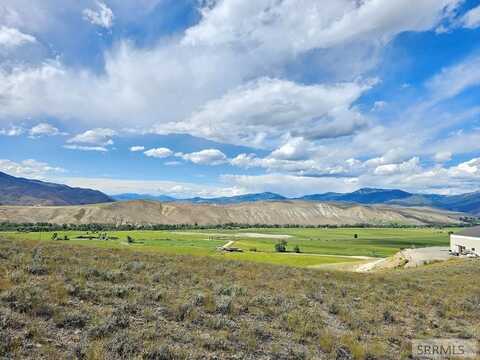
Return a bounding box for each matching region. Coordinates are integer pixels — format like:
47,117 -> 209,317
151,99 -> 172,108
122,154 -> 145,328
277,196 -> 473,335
0,200 -> 463,225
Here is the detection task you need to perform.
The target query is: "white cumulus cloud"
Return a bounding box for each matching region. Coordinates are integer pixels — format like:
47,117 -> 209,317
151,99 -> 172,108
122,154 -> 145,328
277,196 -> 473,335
0,25 -> 35,48
83,1 -> 114,29
434,151 -> 452,163
0,125 -> 24,136
130,146 -> 145,152
67,128 -> 116,146
177,149 -> 228,165
0,158 -> 65,178
461,5 -> 480,29
144,147 -> 173,158
29,123 -> 62,137
156,78 -> 372,149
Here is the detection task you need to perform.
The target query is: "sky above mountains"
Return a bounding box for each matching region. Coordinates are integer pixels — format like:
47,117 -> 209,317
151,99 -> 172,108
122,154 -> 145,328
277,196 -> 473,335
0,0 -> 480,198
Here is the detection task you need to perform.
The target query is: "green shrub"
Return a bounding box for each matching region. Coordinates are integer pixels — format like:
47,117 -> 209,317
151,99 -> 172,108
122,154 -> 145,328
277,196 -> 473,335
275,240 -> 288,253
55,311 -> 89,329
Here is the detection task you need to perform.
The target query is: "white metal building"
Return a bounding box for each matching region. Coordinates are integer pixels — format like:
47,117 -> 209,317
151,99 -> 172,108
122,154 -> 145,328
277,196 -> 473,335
450,226 -> 480,256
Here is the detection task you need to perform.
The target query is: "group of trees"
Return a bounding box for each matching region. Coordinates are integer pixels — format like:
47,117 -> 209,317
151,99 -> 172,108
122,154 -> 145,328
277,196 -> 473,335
51,233 -> 69,241
274,240 -> 301,253
0,221 -> 470,233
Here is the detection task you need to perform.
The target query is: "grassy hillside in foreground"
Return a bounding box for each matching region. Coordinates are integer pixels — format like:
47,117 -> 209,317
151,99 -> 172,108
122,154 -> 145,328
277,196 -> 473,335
0,239 -> 479,359
0,227 -> 456,267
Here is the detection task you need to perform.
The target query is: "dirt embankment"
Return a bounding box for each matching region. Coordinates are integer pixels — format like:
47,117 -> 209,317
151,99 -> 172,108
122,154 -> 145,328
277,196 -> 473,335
356,247 -> 452,272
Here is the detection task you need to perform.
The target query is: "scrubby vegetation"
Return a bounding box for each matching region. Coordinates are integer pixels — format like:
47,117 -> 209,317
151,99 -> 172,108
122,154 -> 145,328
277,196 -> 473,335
0,238 -> 479,359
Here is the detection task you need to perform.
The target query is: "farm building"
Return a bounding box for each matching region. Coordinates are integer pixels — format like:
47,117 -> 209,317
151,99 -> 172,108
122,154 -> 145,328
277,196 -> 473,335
450,227 -> 480,256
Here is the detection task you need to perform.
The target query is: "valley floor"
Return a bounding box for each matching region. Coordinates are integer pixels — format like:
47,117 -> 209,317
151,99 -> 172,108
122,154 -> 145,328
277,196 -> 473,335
0,227 -> 457,268
0,239 -> 479,359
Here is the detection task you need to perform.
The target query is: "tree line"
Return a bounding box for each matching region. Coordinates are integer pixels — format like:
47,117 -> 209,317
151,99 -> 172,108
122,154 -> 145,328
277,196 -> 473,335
0,221 -> 472,233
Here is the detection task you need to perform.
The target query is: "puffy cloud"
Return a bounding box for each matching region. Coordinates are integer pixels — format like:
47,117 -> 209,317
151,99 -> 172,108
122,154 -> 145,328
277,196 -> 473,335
129,145 -> 145,152
29,123 -> 62,137
67,128 -> 116,146
426,55 -> 480,103
144,147 -> 173,158
364,148 -> 411,168
269,138 -> 312,161
0,158 -> 64,178
0,45 -> 247,129
0,0 -> 461,141
373,157 -> 421,176
224,156 -> 480,196
64,128 -> 116,152
450,158 -> 480,177
58,176 -> 244,198
222,173 -> 358,198
230,153 -> 258,169
177,149 -> 228,165
82,1 -> 114,29
0,25 -> 35,48
230,152 -> 354,177
434,151 -> 452,163
156,78 -> 372,148
0,0 -> 477,196
0,125 -> 24,136
432,128 -> 480,156
185,0 -> 459,55
461,5 -> 480,29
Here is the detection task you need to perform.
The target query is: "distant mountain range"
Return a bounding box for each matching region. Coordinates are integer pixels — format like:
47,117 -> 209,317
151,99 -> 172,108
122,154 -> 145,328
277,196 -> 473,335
297,188 -> 412,204
112,192 -> 287,204
0,171 -> 113,206
1,170 -> 479,215
112,188 -> 480,215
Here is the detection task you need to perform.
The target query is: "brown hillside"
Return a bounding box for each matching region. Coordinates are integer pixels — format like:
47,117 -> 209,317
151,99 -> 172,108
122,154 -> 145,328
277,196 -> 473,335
0,200 -> 464,225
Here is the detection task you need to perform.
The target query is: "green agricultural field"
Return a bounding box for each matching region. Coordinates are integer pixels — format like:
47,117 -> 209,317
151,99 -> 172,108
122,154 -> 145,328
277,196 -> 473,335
0,227 -> 457,268
196,227 -> 455,257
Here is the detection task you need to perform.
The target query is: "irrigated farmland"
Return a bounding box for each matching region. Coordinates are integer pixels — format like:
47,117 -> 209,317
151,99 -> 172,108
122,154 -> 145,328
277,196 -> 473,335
0,227 -> 457,268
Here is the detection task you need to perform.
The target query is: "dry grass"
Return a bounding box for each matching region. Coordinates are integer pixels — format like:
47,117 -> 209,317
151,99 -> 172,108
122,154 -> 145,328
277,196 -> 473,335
0,238 -> 479,359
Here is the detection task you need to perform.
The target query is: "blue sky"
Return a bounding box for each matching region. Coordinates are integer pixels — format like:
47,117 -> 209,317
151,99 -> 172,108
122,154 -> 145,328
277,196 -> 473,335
1,0 -> 480,197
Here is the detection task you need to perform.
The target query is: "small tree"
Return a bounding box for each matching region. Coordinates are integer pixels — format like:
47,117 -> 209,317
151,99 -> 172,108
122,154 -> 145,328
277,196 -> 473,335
293,245 -> 301,253
51,232 -> 58,241
127,236 -> 134,244
275,239 -> 288,253
354,234 -> 358,239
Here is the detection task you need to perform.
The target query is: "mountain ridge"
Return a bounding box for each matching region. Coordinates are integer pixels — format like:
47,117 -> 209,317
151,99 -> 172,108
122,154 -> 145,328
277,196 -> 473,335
1,170 -> 479,215
111,188 -> 480,215
0,171 -> 113,206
